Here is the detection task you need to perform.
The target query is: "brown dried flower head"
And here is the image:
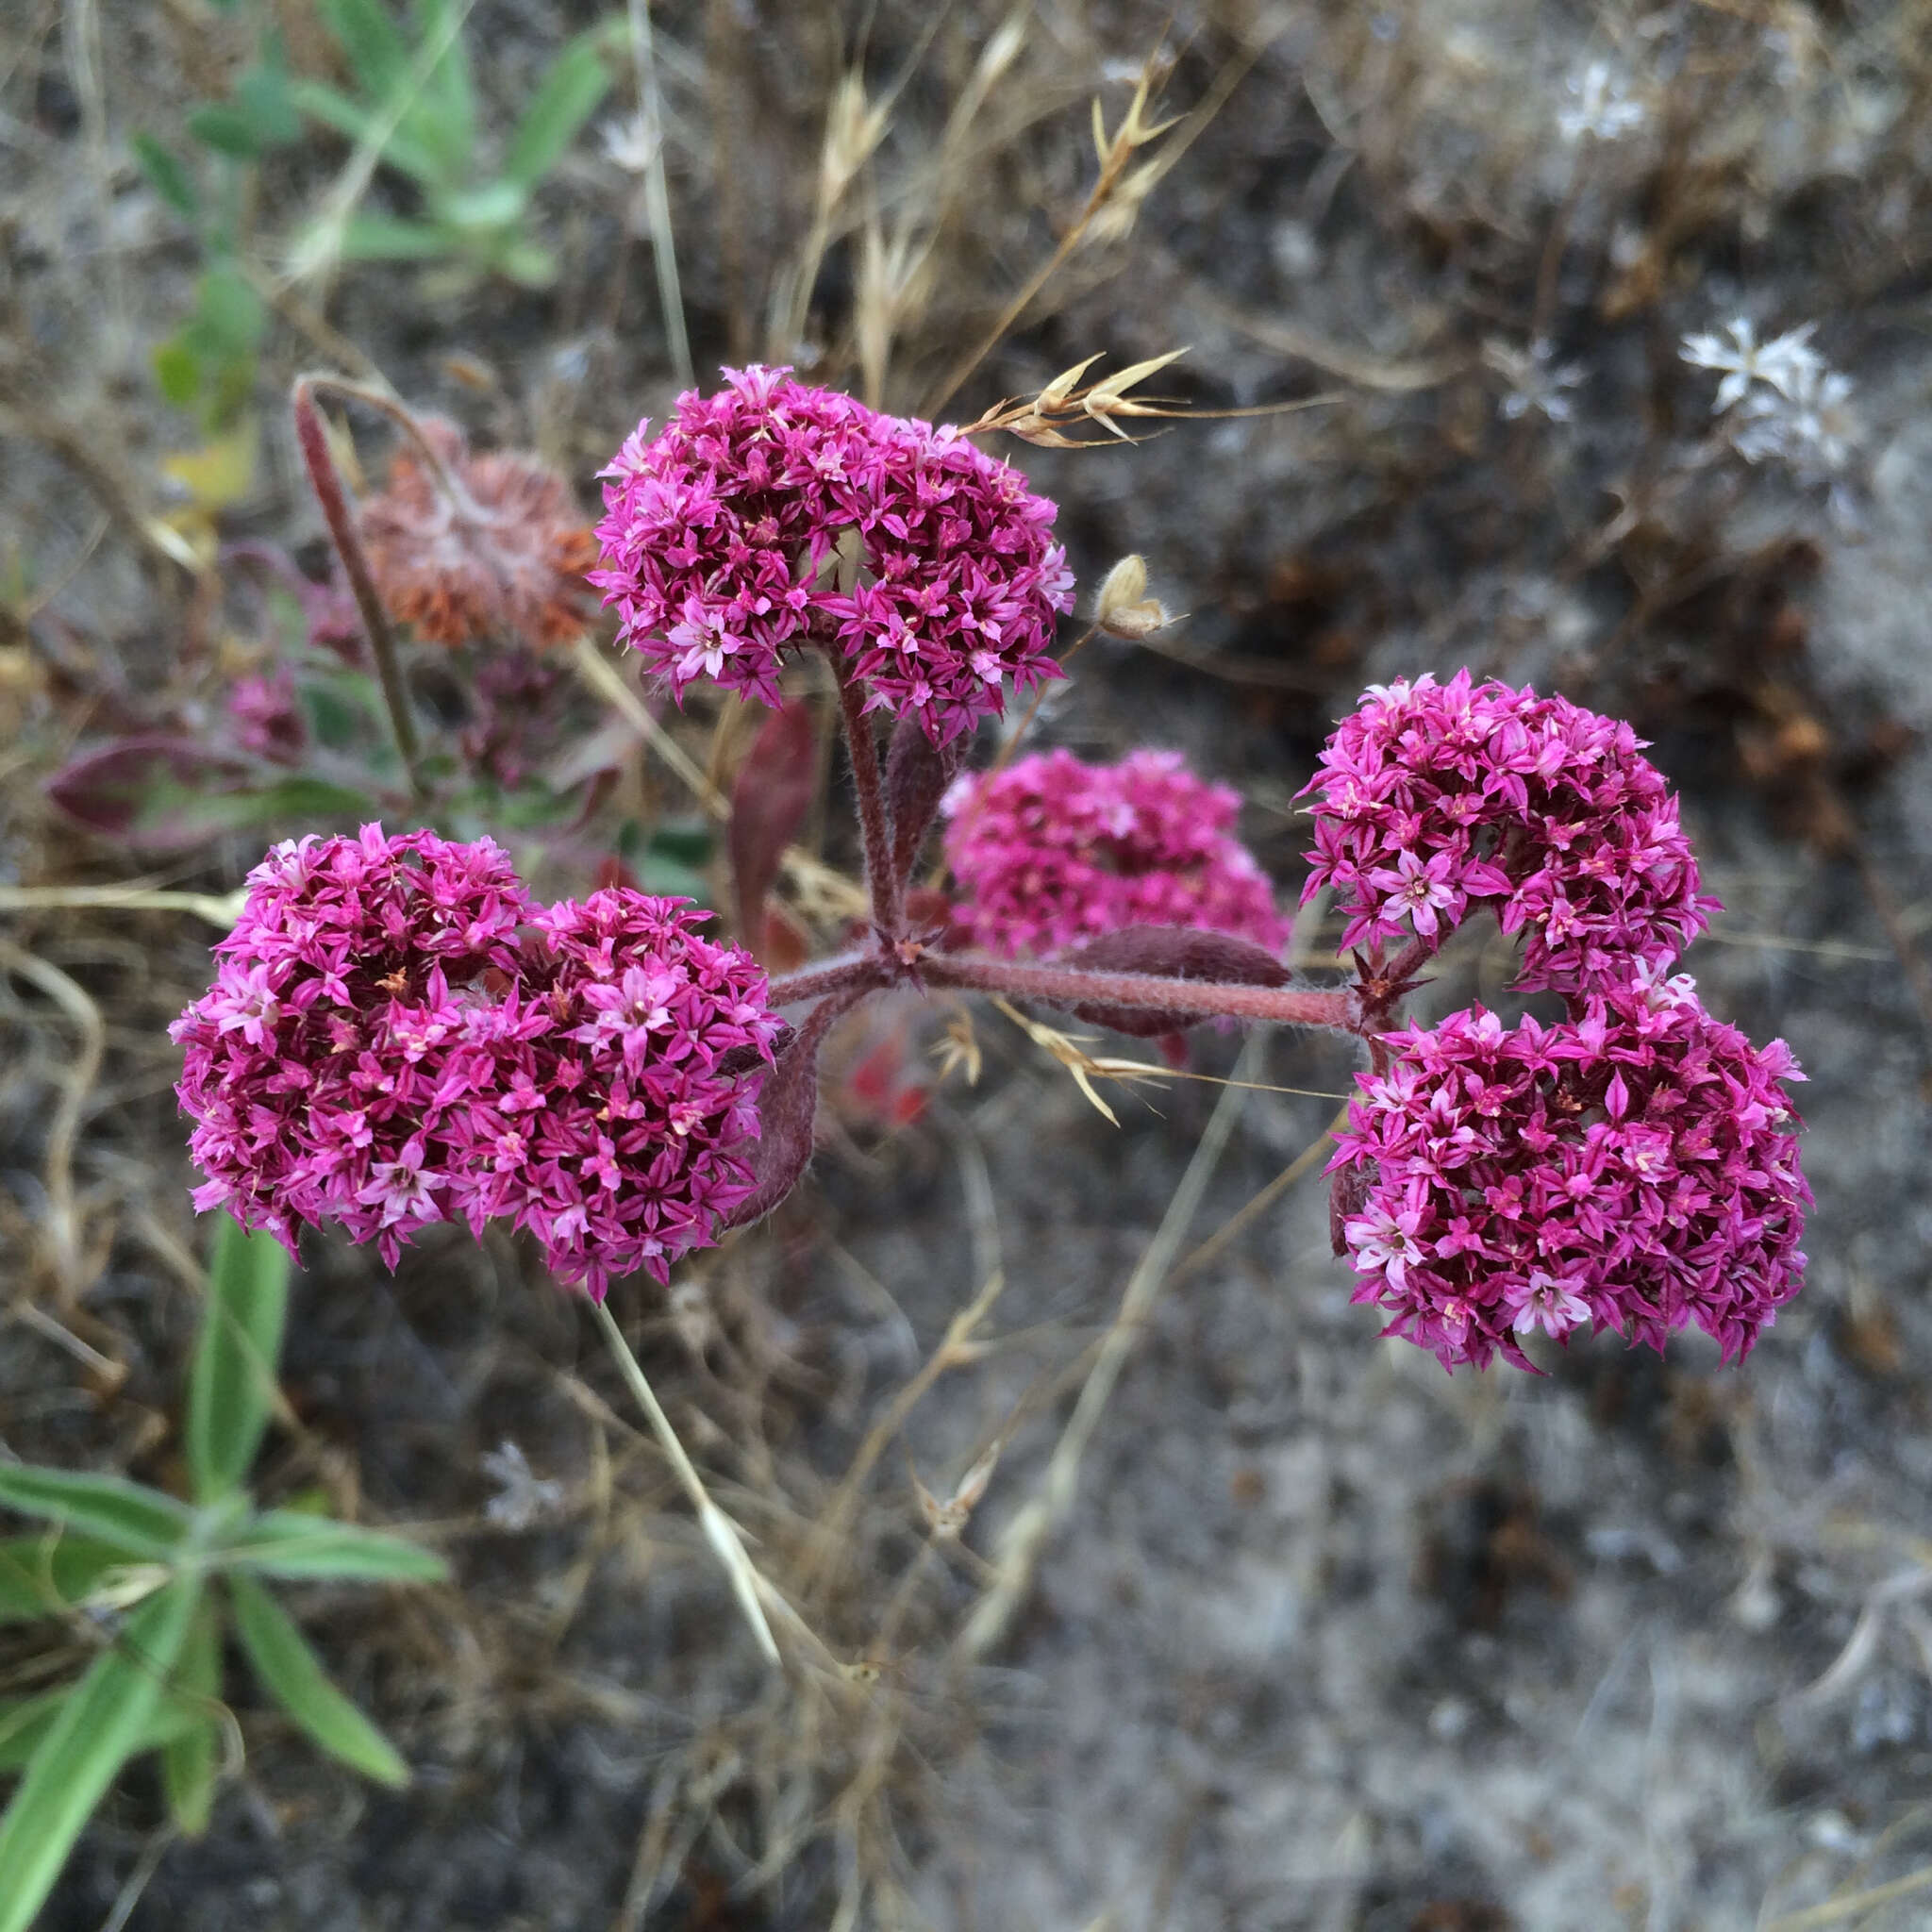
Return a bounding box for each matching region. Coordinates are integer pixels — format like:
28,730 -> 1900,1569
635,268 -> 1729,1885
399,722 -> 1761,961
358,417 -> 598,649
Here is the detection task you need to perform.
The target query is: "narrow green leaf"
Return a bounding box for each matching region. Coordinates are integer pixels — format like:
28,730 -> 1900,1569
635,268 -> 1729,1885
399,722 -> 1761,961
500,31 -> 610,190
288,80 -> 445,186
0,1688 -> 200,1775
216,1511 -> 447,1584
193,266 -> 268,357
235,64 -> 303,148
131,134 -> 197,219
333,212 -> 458,261
153,331 -> 205,408
0,1577 -> 202,1932
494,238 -> 558,290
188,102 -> 269,158
0,1466 -> 192,1561
160,1598 -> 223,1837
320,0 -> 412,105
228,1575 -> 408,1787
434,178 -> 525,233
186,1212 -> 291,1504
0,1532 -> 142,1624
398,0 -> 474,178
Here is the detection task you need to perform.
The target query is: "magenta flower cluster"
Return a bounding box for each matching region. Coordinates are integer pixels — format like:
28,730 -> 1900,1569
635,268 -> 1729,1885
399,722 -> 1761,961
1299,671 -> 1717,991
591,365 -> 1074,746
941,747 -> 1289,958
1331,965 -> 1809,1371
172,827 -> 782,1294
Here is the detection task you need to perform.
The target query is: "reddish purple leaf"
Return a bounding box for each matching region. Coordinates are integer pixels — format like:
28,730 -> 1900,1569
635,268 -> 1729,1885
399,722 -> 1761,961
885,715 -> 962,884
722,993 -> 855,1229
45,736 -> 258,851
1061,924 -> 1290,1038
729,701 -> 817,955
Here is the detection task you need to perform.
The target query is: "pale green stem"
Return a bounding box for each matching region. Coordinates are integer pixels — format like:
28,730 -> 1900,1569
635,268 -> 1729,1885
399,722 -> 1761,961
587,1295 -> 780,1666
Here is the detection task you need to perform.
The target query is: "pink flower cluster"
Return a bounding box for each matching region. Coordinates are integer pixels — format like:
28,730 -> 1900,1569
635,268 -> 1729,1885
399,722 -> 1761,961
1300,672 -> 1717,991
172,827 -> 782,1294
941,747 -> 1289,958
1331,965 -> 1809,1372
446,891 -> 785,1297
591,365 -> 1074,745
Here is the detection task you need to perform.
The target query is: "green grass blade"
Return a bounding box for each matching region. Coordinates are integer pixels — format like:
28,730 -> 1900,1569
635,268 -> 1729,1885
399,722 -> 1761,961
215,1510 -> 447,1583
0,1466 -> 192,1560
186,1212 -> 291,1504
500,30 -> 610,190
0,1576 -> 201,1932
160,1596 -> 223,1837
228,1575 -> 408,1788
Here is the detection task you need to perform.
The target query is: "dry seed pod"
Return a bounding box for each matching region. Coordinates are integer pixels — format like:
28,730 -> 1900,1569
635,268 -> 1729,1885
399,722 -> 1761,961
1094,554 -> 1172,640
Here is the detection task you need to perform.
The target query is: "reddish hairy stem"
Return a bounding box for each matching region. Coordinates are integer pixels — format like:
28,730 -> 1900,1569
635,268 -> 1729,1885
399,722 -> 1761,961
765,953 -> 887,1008
922,952 -> 1353,1030
828,656 -> 902,937
291,376 -> 425,796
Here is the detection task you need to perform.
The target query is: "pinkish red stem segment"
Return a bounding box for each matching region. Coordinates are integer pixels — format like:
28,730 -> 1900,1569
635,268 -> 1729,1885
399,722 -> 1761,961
764,951 -> 888,1008
920,952 -> 1353,1030
829,654 -> 902,939
291,375 -> 425,796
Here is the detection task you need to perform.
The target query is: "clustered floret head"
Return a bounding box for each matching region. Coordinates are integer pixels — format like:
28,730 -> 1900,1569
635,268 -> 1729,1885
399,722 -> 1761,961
1299,671 -> 1717,991
591,365 -> 1075,745
941,747 -> 1288,958
171,824 -> 534,1263
1331,965 -> 1809,1373
445,891 -> 785,1299
360,417 -> 599,650
172,829 -> 783,1292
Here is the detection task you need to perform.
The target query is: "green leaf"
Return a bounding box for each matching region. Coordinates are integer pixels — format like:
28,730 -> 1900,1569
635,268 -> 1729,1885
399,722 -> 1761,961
333,211 -> 458,261
501,30 -> 611,190
638,855 -> 711,906
0,1467 -> 192,1561
399,0 -> 475,178
0,1532 -> 142,1624
0,1576 -> 202,1932
189,101 -> 271,158
132,134 -> 197,219
153,331 -> 204,408
493,237 -> 558,290
235,63 -> 303,148
650,820 -> 715,866
186,1213 -> 291,1505
160,1597 -> 223,1837
320,0 -> 412,105
288,79 -> 445,186
192,266 -> 268,358
0,1687 -> 199,1777
434,177 -> 525,233
215,1511 -> 447,1584
228,1574 -> 408,1787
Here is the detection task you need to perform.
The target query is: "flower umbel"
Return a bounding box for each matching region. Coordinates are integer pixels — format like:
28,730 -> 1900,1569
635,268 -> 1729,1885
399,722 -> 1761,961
445,891 -> 785,1299
360,417 -> 599,650
941,747 -> 1288,958
171,824 -> 535,1264
1300,671 -> 1717,991
1331,968 -> 1809,1372
591,365 -> 1074,744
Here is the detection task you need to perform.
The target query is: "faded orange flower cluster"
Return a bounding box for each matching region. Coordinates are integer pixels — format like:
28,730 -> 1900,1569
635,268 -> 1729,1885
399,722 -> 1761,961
359,418 -> 598,650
